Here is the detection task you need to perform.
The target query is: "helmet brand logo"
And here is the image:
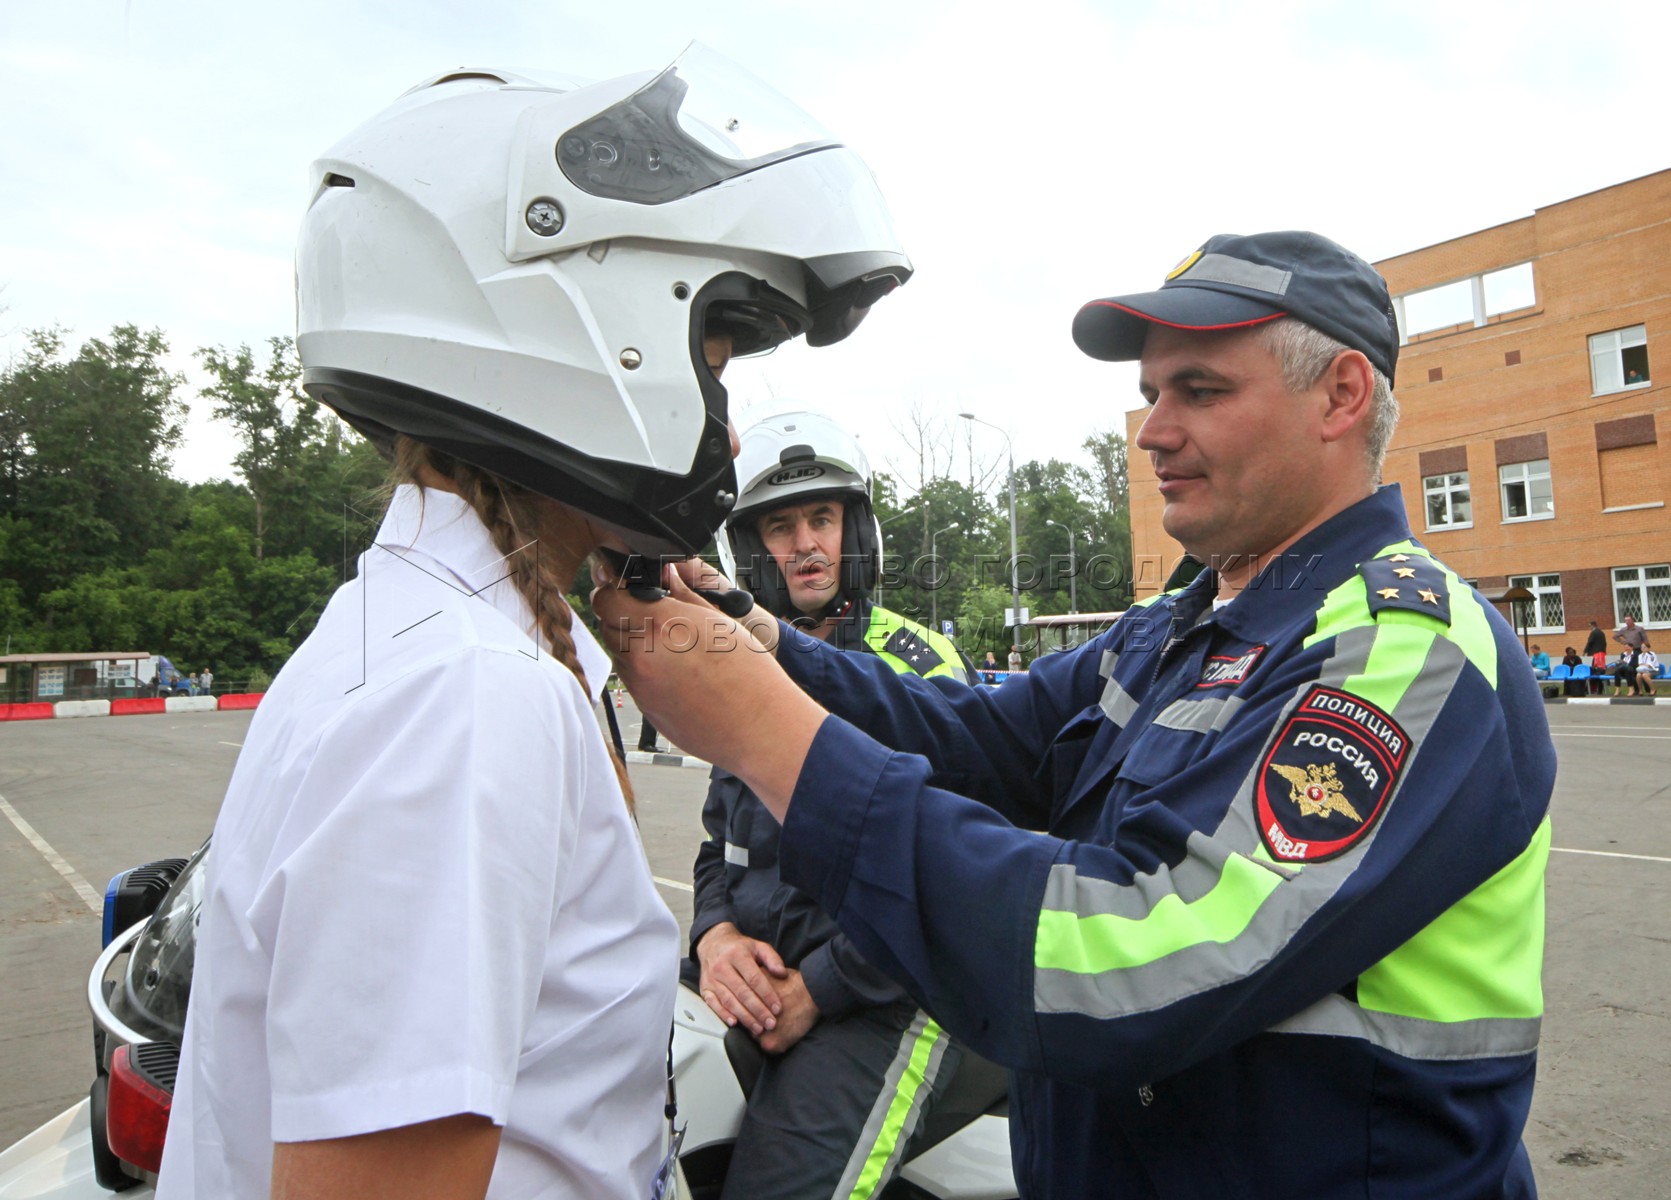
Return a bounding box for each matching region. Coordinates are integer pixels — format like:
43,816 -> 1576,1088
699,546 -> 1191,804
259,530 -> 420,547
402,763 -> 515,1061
768,464 -> 826,486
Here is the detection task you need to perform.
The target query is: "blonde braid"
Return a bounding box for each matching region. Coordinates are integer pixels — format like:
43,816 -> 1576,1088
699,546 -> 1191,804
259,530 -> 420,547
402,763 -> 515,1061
391,438 -> 636,813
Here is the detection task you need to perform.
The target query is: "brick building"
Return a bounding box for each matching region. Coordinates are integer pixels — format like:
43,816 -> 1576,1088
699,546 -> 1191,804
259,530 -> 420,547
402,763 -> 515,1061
1127,169 -> 1671,648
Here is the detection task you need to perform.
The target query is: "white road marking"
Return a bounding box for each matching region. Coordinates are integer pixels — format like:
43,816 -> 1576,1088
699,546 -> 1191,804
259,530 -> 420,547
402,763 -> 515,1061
218,741 -> 243,747
0,791 -> 102,914
1552,847 -> 1671,865
653,875 -> 694,893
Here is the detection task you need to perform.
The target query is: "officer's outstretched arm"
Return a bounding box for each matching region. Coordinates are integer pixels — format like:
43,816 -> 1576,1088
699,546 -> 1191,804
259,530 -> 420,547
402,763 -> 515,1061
779,636 -> 1551,1091
774,622 -> 1110,827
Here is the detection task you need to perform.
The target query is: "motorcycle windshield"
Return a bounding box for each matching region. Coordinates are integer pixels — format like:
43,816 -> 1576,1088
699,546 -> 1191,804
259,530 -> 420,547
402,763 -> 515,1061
113,840 -> 208,1042
558,42 -> 839,205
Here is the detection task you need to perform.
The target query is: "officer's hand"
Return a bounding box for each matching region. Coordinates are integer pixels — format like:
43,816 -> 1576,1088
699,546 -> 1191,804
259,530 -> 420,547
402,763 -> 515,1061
756,969 -> 819,1055
696,922 -> 788,1036
593,561 -> 817,819
666,557 -> 782,652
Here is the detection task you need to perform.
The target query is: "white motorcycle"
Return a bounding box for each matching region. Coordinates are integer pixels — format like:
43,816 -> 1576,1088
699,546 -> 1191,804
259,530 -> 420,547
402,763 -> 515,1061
0,845 -> 1016,1200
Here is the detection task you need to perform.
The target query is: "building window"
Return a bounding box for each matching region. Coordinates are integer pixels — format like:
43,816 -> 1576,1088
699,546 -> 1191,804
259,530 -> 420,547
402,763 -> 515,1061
1499,459 -> 1554,522
1423,472 -> 1472,529
1590,325 -> 1650,394
1508,573 -> 1565,634
1613,564 -> 1671,627
1396,262 -> 1537,340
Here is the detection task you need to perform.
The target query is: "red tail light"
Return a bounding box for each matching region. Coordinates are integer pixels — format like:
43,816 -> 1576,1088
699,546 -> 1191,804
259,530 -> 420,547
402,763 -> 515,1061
106,1042 -> 177,1175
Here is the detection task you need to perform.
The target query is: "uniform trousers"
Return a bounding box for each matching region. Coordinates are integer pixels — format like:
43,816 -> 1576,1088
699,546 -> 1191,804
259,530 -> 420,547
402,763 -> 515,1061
719,997 -> 961,1200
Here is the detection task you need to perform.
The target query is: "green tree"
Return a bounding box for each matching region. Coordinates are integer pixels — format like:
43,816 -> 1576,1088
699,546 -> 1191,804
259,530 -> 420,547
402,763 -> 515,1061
0,325 -> 188,610
198,337 -> 385,567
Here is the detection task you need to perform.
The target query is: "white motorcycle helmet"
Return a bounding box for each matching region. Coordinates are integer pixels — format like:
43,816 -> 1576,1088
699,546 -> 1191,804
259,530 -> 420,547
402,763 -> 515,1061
296,45 -> 911,557
718,408 -> 882,618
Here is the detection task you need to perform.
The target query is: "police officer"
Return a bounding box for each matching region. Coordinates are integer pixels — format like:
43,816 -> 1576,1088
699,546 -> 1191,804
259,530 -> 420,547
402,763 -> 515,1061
601,231 -> 1557,1198
685,408 -> 973,1199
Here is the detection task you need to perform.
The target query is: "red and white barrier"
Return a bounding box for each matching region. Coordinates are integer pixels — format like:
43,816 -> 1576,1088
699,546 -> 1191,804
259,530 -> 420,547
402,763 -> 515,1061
0,703 -> 55,721
165,696 -> 217,714
1,695 -> 266,720
111,698 -> 167,716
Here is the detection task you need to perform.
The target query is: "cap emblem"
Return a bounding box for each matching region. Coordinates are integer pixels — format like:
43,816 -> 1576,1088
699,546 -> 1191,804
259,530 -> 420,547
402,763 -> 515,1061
1165,249 -> 1203,281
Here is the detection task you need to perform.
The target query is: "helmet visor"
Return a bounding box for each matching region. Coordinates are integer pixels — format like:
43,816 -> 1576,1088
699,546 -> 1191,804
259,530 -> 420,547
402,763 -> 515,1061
559,43 -> 839,205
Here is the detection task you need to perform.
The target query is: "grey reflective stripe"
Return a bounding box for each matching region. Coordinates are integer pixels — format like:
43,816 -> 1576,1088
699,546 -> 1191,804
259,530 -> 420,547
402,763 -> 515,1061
1041,829 -> 1292,925
723,842 -> 749,867
1099,678 -> 1139,726
1154,694 -> 1246,734
832,1011 -> 952,1200
1268,993 -> 1541,1060
1099,649 -> 1119,680
1035,623 -> 1470,1021
1179,252 -> 1292,297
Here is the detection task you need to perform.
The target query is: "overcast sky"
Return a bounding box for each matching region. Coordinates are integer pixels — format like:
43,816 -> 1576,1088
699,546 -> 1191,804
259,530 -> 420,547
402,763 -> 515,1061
2,0 -> 1665,490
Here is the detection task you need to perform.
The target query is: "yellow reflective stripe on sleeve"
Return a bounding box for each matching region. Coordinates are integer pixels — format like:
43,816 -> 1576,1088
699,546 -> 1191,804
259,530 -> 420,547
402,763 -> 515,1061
1303,541 -> 1497,687
1305,575 -> 1371,650
1035,852 -> 1286,973
1345,620 -> 1438,714
1356,816 -> 1551,1022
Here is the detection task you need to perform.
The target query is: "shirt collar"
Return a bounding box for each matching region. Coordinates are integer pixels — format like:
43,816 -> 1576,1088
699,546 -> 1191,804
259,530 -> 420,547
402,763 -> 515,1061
1199,483 -> 1416,642
372,485 -> 611,702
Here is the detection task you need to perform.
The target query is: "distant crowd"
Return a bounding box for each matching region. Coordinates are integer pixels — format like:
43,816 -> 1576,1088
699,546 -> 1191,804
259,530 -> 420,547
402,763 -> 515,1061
1530,616 -> 1659,697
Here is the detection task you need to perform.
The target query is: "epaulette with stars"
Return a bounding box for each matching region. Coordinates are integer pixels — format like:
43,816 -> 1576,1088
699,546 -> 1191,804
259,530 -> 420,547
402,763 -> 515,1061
1361,552 -> 1451,625
880,624 -> 947,677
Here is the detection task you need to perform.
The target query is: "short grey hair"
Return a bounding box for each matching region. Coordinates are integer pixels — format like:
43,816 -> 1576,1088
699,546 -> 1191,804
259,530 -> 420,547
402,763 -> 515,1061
1259,317 -> 1399,483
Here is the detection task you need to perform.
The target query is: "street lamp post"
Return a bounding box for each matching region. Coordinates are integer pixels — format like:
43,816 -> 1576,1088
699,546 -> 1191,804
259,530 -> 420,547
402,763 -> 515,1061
929,521 -> 959,632
1045,519 -> 1078,614
959,413 -> 1021,650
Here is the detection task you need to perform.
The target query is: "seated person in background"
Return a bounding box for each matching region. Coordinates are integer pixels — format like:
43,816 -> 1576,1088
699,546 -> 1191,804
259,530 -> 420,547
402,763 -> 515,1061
686,409 -> 975,1200
1559,647 -> 1585,697
1637,643 -> 1659,697
1530,646 -> 1551,678
1614,648 -> 1639,696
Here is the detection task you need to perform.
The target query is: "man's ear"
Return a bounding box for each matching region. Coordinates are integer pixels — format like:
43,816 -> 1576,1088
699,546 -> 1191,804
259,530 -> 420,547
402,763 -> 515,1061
1318,349 -> 1375,446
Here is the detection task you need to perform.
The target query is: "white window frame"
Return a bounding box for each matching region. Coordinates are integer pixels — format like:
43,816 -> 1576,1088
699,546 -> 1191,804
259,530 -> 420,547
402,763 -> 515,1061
1422,471 -> 1473,530
1508,573 -> 1565,635
1612,564 -> 1671,629
1393,262 -> 1536,342
1499,459 -> 1554,523
1589,325 -> 1650,395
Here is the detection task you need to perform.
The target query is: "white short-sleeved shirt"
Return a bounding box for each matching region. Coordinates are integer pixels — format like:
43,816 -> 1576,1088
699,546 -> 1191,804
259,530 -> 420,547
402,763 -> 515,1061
157,486 -> 678,1199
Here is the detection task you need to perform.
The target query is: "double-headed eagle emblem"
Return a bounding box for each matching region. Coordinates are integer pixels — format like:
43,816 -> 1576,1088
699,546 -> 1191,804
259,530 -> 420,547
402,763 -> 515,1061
1268,762 -> 1363,823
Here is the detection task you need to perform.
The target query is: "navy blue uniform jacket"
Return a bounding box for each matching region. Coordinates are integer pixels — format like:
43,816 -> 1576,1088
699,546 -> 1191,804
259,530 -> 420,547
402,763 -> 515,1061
773,487 -> 1556,1199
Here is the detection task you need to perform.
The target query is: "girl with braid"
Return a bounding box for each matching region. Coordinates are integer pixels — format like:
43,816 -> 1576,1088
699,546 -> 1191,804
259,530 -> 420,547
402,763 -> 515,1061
158,49 -> 909,1200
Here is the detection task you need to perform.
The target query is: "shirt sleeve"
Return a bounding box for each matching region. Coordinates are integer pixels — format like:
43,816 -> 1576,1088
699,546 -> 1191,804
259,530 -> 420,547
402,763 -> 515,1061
779,623 -> 1552,1092
688,769 -> 741,956
798,930 -> 908,1019
253,646 -> 579,1142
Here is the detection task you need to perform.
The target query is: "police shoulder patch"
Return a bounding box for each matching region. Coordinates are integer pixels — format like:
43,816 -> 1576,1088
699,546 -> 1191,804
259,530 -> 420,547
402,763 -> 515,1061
1255,686 -> 1409,863
1361,554 -> 1450,625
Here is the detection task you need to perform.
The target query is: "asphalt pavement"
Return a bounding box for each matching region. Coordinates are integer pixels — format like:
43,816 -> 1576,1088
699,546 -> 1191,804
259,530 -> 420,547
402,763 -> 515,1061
3,702 -> 1669,1197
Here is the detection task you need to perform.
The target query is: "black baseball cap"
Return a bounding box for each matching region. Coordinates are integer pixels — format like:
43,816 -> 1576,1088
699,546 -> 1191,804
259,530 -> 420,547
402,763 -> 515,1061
1072,231 -> 1400,380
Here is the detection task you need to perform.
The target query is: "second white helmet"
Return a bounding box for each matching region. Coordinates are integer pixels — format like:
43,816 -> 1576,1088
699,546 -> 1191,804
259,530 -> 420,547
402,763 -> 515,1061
719,409 -> 883,617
